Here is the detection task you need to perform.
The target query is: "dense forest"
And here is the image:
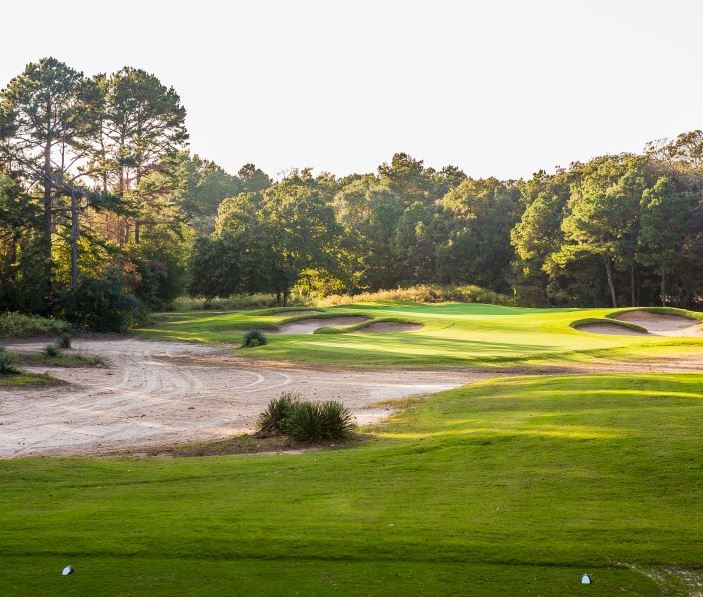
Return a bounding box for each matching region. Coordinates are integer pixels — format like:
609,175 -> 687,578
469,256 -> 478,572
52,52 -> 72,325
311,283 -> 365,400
1,58 -> 702,329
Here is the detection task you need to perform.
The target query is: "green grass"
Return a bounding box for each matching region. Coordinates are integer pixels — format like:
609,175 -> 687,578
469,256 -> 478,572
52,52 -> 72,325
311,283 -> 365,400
0,371 -> 58,386
137,302 -> 703,367
2,373 -> 702,594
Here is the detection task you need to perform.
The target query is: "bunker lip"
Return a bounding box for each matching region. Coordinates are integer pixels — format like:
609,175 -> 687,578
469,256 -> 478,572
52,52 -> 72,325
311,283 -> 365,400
351,322 -> 423,334
575,322 -> 648,336
612,310 -> 703,337
270,316 -> 369,334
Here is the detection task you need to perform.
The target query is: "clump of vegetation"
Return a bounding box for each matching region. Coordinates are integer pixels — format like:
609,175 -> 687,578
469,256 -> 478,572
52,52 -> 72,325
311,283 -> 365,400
42,344 -> 60,358
56,334 -> 72,349
285,400 -> 355,442
0,347 -> 17,375
256,392 -> 300,435
317,284 -> 512,307
0,312 -> 70,338
256,394 -> 355,443
241,330 -> 267,348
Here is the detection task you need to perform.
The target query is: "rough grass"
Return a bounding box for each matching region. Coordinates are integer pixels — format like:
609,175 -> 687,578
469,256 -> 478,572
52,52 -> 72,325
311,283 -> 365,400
139,302 -> 703,367
0,312 -> 70,338
13,351 -> 106,368
0,371 -> 59,386
2,374 -> 702,594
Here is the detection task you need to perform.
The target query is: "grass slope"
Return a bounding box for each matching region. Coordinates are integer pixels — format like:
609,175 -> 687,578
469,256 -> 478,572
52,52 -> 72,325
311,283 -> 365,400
2,374 -> 702,595
138,302 -> 703,367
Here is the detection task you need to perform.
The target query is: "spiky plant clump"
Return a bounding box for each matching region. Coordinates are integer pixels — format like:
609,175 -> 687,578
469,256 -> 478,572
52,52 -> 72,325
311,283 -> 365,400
56,334 -> 72,349
0,347 -> 17,375
241,330 -> 267,348
285,400 -> 355,442
42,344 -> 60,357
256,392 -> 300,435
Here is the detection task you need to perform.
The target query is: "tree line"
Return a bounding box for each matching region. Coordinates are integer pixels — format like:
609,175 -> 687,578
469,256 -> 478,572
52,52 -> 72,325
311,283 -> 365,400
1,58 -> 702,328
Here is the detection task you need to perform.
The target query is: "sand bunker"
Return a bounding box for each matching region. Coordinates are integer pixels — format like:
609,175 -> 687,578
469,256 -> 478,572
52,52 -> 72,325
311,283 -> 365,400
267,310 -> 322,317
576,322 -> 647,336
351,322 -> 422,334
613,310 -> 703,337
270,316 -> 369,334
0,337 -> 481,457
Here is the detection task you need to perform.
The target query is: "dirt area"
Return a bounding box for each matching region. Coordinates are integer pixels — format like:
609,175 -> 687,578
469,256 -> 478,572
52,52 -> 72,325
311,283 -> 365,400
613,310 -> 703,337
576,322 -> 647,336
352,322 -> 423,333
270,316 -> 369,334
0,338 -> 484,457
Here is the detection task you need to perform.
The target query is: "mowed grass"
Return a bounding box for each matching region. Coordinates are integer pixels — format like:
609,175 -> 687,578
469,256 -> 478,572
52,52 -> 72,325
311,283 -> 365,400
137,302 -> 703,366
2,374 -> 703,595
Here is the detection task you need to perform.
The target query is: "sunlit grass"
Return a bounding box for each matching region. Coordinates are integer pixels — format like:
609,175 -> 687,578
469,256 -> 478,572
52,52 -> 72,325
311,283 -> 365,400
1,373 -> 701,594
138,302 -> 703,367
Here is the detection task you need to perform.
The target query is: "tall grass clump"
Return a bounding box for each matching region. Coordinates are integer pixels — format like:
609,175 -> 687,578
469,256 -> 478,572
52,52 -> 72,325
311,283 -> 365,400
285,400 -> 355,442
0,312 -> 70,338
56,334 -> 72,349
241,330 -> 267,348
317,284 -> 512,307
256,392 -> 300,435
0,347 -> 17,375
42,344 -> 60,358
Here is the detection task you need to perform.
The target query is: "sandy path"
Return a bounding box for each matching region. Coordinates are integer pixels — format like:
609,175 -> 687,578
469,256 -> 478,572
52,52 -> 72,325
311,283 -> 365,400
0,338 -> 484,457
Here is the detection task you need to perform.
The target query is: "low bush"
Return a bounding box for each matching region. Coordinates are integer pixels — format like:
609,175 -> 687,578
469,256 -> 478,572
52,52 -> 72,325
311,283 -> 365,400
42,344 -> 60,358
285,400 -> 355,442
0,312 -> 70,338
256,392 -> 300,436
0,347 -> 17,375
241,330 -> 267,348
56,334 -> 72,349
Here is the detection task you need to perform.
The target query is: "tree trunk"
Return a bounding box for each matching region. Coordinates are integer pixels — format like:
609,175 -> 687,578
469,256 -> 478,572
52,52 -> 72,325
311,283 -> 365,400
276,291 -> 281,307
70,188 -> 79,290
661,267 -> 666,307
283,291 -> 289,307
42,109 -> 53,307
602,254 -> 617,308
630,264 -> 636,306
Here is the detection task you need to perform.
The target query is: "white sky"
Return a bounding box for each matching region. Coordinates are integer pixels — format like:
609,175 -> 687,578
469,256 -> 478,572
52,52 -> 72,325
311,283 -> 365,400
2,0 -> 701,180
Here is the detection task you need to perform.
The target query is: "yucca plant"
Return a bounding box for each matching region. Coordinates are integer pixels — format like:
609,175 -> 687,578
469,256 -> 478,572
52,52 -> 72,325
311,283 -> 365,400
241,330 -> 267,348
256,392 -> 300,435
56,334 -> 72,349
0,348 -> 17,375
285,400 -> 355,442
42,344 -> 60,357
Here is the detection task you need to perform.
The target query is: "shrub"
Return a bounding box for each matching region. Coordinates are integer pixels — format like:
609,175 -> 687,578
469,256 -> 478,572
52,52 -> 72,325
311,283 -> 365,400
241,330 -> 267,348
56,334 -> 72,349
59,269 -> 145,332
0,312 -> 70,338
256,392 -> 300,436
285,400 -> 355,442
42,344 -> 60,357
0,348 -> 17,375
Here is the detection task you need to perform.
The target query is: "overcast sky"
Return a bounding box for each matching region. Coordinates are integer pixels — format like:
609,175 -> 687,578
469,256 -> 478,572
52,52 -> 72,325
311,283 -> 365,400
2,0 -> 701,180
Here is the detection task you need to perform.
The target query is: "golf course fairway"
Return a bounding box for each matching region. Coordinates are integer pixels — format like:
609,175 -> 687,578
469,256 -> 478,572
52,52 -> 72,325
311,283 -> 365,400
2,373 -> 702,595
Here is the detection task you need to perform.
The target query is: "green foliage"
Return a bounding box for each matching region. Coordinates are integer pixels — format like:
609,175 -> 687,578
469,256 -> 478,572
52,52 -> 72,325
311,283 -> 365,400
41,343 -> 60,357
56,334 -> 72,349
256,392 -> 300,435
59,269 -> 145,332
0,312 -> 69,338
284,400 -> 355,442
0,347 -> 17,375
241,330 -> 267,348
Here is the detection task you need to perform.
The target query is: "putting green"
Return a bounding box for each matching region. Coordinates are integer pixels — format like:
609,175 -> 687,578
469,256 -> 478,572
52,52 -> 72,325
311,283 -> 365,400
138,302 -> 703,366
2,374 -> 701,595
